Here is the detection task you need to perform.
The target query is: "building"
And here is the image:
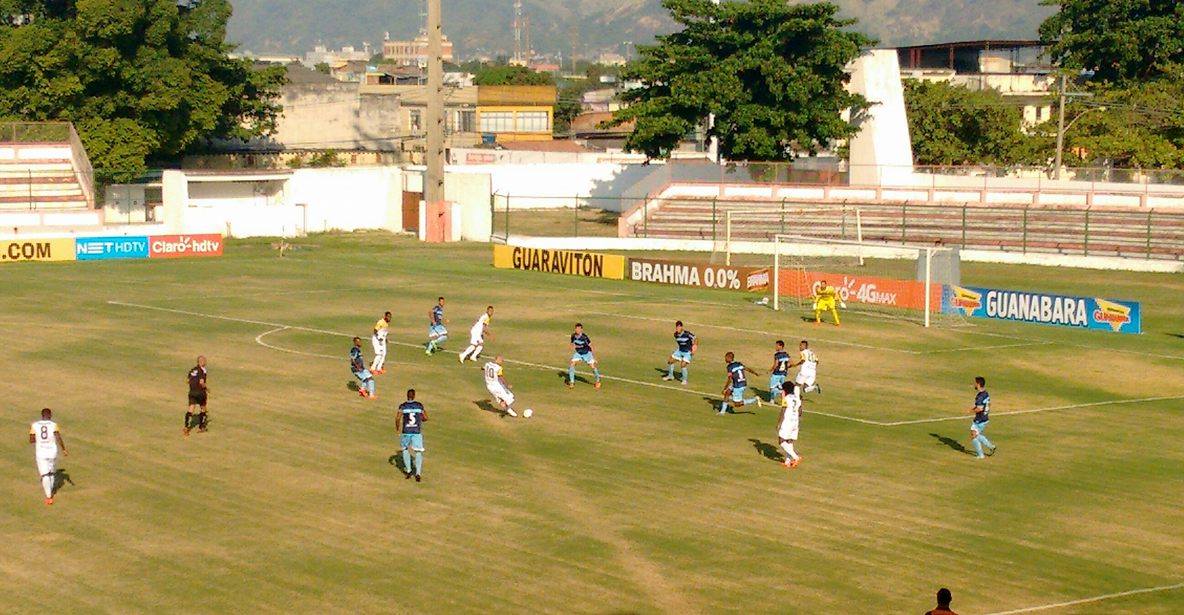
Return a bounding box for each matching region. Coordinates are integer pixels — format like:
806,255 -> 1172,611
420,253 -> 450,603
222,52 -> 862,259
895,40 -> 1055,126
382,32 -> 454,68
580,88 -> 620,113
304,43 -> 373,68
476,85 -> 557,143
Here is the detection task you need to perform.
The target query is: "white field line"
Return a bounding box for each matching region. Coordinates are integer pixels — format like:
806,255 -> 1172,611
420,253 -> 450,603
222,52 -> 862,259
984,582 -> 1184,614
582,311 -> 919,354
883,395 -> 1184,427
108,301 -> 1183,428
108,301 -> 770,414
922,341 -> 1055,354
254,327 -> 338,360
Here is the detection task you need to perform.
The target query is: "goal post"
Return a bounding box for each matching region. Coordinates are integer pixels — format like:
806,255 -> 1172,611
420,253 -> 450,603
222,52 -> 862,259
770,234 -> 964,328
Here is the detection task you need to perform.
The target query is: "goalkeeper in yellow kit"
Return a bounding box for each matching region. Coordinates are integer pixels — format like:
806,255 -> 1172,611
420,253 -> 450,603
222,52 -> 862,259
812,280 -> 842,326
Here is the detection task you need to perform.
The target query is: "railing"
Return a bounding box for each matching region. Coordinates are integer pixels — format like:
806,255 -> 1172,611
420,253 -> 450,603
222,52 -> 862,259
489,193 -> 1184,261
631,197 -> 1184,261
0,121 -> 96,210
0,121 -> 72,143
67,123 -> 96,208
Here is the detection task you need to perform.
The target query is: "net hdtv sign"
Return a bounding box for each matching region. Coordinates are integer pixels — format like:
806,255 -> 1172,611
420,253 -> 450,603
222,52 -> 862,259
149,234 -> 223,259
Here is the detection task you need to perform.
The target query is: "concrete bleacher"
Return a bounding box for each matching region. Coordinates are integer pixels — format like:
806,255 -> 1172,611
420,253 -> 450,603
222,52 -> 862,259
625,197 -> 1184,261
0,126 -> 102,232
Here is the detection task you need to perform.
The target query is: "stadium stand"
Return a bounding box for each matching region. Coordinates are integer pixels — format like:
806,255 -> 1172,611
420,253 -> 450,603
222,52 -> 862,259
623,196 -> 1184,261
0,122 -> 101,231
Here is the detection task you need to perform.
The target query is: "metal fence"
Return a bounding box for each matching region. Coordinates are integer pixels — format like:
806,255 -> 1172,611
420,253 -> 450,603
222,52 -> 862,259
490,193 -> 1184,261
0,121 -> 72,144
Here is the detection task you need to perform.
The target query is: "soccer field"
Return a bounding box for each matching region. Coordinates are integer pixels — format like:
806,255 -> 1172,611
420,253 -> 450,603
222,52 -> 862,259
1,232 -> 1182,614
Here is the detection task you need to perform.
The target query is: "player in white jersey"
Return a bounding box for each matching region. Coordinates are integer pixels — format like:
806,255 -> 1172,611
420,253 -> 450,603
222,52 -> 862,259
371,311 -> 391,374
459,306 -> 494,363
777,382 -> 803,469
483,355 -> 519,417
29,408 -> 68,505
790,339 -> 821,395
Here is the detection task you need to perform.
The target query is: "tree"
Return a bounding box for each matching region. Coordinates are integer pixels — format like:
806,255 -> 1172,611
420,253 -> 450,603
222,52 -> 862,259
1040,0 -> 1184,83
473,65 -> 553,86
1058,75 -> 1184,169
0,0 -> 285,184
902,79 -> 1046,166
608,0 -> 873,160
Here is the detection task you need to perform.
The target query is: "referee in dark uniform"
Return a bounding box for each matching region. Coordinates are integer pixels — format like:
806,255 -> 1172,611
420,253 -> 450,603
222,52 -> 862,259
185,356 -> 209,436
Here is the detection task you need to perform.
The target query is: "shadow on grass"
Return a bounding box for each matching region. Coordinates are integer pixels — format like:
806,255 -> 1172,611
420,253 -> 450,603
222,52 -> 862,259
387,454 -> 410,476
473,399 -> 512,419
705,396 -> 757,415
554,371 -> 589,385
52,469 -> 74,496
748,439 -> 784,463
930,432 -> 974,455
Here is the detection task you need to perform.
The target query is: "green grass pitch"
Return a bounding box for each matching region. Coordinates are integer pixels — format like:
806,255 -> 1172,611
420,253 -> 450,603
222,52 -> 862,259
1,232 -> 1182,613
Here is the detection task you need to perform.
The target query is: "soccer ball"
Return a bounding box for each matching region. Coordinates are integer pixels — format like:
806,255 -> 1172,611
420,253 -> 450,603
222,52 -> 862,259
523,408 -> 533,418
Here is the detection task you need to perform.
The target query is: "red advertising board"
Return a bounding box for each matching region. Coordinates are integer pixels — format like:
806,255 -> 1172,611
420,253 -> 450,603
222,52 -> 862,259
777,269 -> 941,313
149,234 -> 224,259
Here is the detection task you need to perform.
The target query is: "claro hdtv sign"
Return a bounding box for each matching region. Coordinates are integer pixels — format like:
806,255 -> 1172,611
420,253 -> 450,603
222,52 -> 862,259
1,234 -> 223,264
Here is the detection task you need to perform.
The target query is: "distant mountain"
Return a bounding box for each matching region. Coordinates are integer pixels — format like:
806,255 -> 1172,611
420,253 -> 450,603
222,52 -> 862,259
227,0 -> 1054,58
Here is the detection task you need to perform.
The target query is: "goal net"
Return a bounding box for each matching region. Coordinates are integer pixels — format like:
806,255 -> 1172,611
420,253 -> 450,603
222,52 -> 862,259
770,234 -> 965,328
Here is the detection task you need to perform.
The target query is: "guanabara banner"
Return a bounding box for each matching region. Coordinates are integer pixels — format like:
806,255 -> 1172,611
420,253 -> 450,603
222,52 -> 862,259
493,245 -> 625,280
950,286 -> 1142,334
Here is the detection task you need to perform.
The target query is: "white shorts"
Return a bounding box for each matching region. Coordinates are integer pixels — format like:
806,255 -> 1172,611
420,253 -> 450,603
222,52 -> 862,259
36,455 -> 56,477
795,370 -> 816,387
487,382 -> 515,406
778,413 -> 800,441
469,328 -> 484,346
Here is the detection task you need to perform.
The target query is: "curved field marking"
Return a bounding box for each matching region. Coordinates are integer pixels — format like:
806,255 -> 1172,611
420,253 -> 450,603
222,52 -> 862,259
107,300 -> 1183,428
254,326 -> 338,360
984,582 -> 1184,614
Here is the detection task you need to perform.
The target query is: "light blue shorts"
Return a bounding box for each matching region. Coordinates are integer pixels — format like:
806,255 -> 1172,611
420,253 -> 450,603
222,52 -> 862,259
429,324 -> 447,337
731,386 -> 748,403
353,369 -> 372,381
671,350 -> 693,363
972,420 -> 989,434
401,433 -> 424,451
571,351 -> 595,364
769,374 -> 787,393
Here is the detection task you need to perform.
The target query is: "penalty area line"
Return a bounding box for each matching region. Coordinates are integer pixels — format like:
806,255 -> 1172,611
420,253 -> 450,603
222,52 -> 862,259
983,581 -> 1184,614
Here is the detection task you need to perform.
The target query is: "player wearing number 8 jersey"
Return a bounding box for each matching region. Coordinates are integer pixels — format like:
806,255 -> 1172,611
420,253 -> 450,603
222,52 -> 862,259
398,390 -> 428,482
29,408 -> 68,505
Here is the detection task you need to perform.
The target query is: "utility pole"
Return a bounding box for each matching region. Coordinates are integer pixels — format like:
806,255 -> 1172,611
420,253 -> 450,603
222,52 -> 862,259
707,0 -> 721,164
1054,73 -> 1066,181
425,0 -> 445,209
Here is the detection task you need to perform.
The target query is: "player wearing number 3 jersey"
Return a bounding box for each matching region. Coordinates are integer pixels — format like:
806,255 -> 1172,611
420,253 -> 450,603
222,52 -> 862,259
398,390 -> 428,482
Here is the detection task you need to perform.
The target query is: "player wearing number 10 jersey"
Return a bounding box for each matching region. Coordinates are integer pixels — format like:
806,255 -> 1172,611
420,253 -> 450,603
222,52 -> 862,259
398,390 -> 428,482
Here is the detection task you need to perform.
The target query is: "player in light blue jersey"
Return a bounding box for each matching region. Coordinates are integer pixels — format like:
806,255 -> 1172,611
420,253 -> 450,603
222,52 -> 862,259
397,389 -> 428,482
719,352 -> 762,415
967,376 -> 996,459
350,337 -> 376,399
426,296 -> 449,355
663,321 -> 696,385
768,340 -> 791,403
567,323 -> 602,389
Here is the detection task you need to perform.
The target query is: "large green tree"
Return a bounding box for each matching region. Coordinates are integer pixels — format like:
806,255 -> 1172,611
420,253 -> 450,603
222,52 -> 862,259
903,79 -> 1045,166
1040,0 -> 1184,83
1058,75 -> 1184,169
609,0 -> 873,160
473,65 -> 553,86
0,0 -> 284,184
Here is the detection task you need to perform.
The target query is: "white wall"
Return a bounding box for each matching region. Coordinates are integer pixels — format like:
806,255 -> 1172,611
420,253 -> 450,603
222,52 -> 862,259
846,50 -> 915,185
445,171 -> 493,241
459,162 -> 628,208
162,167 -> 405,238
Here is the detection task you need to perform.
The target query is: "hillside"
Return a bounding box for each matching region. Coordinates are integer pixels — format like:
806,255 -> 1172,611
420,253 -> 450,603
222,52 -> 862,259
227,0 -> 1054,57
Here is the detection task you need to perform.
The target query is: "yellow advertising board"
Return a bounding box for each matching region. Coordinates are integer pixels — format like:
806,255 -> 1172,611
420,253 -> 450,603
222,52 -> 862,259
0,238 -> 76,263
492,245 -> 625,280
